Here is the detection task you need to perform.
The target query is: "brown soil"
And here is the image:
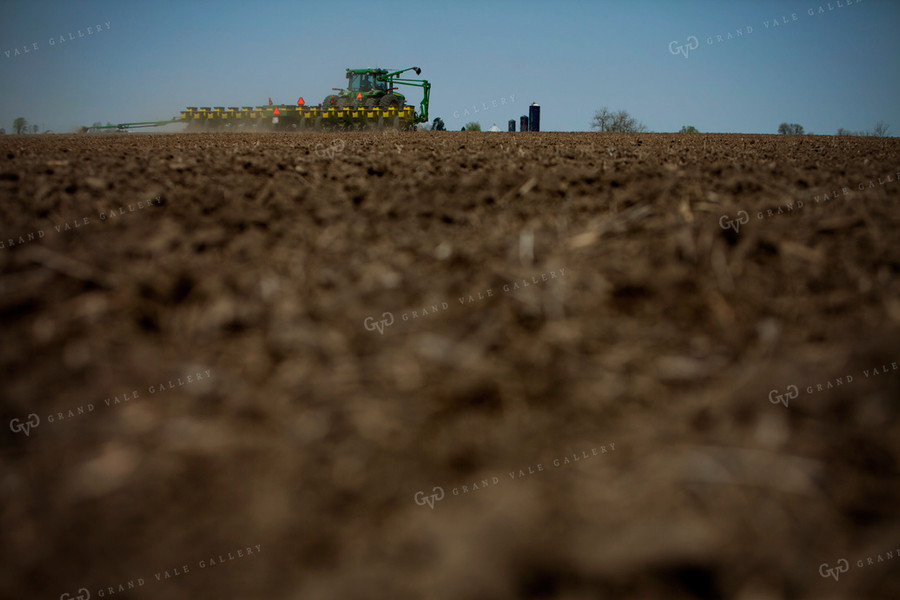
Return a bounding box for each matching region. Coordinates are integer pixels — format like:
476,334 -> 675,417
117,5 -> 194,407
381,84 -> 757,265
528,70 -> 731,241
1,131 -> 899,600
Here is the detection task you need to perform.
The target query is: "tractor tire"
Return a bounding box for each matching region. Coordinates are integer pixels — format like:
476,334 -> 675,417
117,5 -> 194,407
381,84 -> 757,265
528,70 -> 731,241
322,95 -> 340,109
364,97 -> 379,109
380,94 -> 403,110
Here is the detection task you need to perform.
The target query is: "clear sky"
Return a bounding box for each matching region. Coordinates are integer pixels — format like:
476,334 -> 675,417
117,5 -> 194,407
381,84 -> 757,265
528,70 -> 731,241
1,0 -> 898,134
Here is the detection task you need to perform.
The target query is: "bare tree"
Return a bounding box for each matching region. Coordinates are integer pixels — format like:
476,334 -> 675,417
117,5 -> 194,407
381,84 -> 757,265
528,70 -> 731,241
13,117 -> 27,134
837,122 -> 891,137
871,121 -> 890,137
778,122 -> 804,135
592,107 -> 614,132
591,107 -> 647,132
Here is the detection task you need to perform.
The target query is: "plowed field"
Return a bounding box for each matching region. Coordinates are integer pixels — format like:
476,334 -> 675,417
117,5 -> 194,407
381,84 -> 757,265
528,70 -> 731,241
2,131 -> 899,599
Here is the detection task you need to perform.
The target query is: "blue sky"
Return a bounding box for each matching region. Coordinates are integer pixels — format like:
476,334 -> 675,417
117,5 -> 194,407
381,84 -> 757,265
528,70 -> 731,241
1,0 -> 898,134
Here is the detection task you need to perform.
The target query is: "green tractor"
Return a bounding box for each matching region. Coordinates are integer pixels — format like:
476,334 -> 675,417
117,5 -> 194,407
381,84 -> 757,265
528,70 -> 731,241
322,66 -> 431,124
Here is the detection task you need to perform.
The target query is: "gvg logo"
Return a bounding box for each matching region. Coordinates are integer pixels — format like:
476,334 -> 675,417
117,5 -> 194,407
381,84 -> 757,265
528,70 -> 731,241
768,385 -> 799,408
9,413 -> 40,436
60,589 -> 91,600
363,312 -> 394,335
819,558 -> 849,581
314,138 -> 345,159
414,487 -> 445,510
669,36 -> 699,58
719,211 -> 750,233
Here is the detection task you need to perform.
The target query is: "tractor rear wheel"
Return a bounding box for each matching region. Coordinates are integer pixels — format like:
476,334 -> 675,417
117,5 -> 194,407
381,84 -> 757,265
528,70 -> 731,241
364,97 -> 379,109
322,95 -> 340,109
380,94 -> 403,110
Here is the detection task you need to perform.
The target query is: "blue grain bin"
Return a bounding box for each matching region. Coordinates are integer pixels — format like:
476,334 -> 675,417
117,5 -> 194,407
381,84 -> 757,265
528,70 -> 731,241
520,116 -> 529,132
529,103 -> 540,132
508,119 -> 516,132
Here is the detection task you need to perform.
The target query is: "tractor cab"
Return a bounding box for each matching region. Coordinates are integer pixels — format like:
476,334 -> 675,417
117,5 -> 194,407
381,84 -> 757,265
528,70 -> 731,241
347,70 -> 388,94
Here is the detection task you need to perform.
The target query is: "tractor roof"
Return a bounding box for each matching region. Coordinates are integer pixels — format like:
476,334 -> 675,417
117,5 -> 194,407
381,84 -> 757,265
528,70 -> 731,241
346,68 -> 389,74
